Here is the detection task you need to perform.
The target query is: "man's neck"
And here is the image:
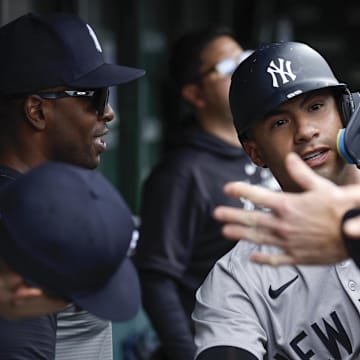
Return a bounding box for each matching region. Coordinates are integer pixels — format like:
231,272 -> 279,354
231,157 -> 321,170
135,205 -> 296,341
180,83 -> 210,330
0,152 -> 46,174
198,114 -> 241,147
0,130 -> 48,173
336,164 -> 360,186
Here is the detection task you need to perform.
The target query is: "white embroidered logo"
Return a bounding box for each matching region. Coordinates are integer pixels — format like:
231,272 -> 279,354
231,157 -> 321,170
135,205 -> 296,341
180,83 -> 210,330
267,58 -> 296,88
86,24 -> 102,53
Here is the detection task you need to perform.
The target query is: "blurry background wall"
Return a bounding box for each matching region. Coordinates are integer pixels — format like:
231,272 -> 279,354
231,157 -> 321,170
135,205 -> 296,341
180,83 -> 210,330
1,0 -> 359,358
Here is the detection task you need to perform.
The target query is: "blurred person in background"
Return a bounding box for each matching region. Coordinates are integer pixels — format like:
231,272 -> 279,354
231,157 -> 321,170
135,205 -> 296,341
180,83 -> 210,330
134,26 -> 278,360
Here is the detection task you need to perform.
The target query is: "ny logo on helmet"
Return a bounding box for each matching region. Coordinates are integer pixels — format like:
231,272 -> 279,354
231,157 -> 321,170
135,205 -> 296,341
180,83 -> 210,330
267,58 -> 296,88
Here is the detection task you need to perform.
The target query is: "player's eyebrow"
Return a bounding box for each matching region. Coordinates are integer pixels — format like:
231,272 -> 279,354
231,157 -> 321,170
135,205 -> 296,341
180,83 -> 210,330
264,90 -> 331,119
299,92 -> 322,107
264,108 -> 287,118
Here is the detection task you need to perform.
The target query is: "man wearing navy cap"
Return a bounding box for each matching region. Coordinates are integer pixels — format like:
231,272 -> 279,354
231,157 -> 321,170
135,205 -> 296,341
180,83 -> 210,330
0,12 -> 144,360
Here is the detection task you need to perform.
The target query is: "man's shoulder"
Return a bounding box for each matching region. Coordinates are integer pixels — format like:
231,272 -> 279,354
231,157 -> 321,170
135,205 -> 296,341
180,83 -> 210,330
216,241 -> 296,283
145,147 -> 211,186
211,241 -> 265,279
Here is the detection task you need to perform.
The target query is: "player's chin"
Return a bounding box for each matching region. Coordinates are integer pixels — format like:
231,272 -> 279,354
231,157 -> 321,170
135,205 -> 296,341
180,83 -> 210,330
88,156 -> 101,169
312,165 -> 338,183
86,146 -> 103,168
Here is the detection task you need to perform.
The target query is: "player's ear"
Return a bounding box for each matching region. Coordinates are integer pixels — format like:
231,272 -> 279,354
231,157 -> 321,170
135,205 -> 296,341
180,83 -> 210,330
242,140 -> 267,168
23,95 -> 47,130
181,83 -> 205,108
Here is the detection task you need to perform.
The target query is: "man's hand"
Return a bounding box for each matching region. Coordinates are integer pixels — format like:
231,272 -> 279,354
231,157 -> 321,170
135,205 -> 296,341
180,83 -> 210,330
214,153 -> 360,265
0,259 -> 67,319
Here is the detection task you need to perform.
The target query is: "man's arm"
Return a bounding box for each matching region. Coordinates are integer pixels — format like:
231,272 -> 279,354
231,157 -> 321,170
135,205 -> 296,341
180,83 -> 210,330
0,258 -> 66,320
193,246 -> 268,359
139,271 -> 196,360
135,169 -> 202,359
214,153 -> 360,265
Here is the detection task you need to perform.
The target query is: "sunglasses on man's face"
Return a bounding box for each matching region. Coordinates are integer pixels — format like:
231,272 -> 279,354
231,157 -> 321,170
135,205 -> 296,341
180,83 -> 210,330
200,57 -> 241,79
36,88 -> 110,116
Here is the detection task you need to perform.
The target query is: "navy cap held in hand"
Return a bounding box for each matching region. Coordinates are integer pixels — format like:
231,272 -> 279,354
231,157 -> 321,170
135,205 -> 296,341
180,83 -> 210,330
0,162 -> 141,321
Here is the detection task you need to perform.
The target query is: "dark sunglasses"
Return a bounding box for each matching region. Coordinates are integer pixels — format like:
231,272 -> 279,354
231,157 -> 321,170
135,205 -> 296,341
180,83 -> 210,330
36,88 -> 109,116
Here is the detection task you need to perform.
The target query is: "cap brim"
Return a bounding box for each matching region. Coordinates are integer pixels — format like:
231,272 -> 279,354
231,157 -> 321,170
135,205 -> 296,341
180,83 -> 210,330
67,63 -> 145,88
71,257 -> 141,321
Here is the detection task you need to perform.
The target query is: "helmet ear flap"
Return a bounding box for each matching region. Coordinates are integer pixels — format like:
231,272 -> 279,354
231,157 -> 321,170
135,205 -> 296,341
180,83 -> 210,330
340,91 -> 360,125
337,91 -> 360,165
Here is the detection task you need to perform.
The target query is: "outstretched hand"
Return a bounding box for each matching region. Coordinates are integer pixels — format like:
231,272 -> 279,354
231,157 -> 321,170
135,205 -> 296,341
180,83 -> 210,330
214,153 -> 360,265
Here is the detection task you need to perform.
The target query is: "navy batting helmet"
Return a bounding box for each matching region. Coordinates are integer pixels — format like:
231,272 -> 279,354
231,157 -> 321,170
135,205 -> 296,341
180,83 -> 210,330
229,41 -> 347,138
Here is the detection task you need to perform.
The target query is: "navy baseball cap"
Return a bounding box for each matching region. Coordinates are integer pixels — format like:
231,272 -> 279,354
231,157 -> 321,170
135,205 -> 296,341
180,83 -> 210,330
0,12 -> 145,94
0,162 -> 141,321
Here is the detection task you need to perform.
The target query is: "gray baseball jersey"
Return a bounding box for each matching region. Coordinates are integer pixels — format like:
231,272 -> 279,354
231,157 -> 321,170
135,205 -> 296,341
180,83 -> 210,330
55,304 -> 112,360
193,240 -> 360,359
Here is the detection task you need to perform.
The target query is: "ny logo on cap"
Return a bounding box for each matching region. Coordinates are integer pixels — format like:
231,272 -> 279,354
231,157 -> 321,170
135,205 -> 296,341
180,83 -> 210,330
267,58 -> 296,88
86,24 -> 102,53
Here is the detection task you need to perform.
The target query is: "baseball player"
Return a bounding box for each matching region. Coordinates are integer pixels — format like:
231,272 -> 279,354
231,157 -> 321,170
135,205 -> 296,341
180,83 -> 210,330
193,42 -> 360,359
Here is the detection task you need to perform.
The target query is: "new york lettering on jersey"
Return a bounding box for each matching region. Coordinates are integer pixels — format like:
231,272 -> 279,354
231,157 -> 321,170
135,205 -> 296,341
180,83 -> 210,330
273,311 -> 352,359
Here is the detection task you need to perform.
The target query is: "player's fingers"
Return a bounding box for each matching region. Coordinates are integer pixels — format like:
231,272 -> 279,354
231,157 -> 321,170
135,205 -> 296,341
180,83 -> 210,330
214,206 -> 274,228
343,216 -> 360,238
14,285 -> 43,299
221,223 -> 285,247
220,224 -> 248,240
222,182 -> 282,211
249,252 -> 295,266
285,153 -> 334,191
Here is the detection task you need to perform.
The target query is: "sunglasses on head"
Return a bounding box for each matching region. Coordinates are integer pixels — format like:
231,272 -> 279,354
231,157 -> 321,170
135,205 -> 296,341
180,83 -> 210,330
36,88 -> 109,116
200,50 -> 254,79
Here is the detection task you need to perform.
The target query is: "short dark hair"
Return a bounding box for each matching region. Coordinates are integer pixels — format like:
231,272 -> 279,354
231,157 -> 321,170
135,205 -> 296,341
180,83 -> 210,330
169,26 -> 236,89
